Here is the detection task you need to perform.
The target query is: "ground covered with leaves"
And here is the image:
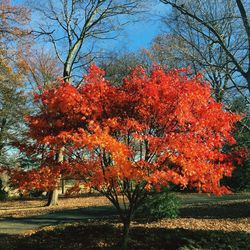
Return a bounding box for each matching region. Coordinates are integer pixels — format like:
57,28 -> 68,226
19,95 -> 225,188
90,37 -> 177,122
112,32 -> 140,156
0,194 -> 110,218
0,193 -> 249,249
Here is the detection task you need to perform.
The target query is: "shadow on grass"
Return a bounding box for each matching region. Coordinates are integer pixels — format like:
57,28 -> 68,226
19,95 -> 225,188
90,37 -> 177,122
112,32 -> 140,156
0,222 -> 250,250
179,193 -> 250,204
0,205 -> 117,235
180,200 -> 250,219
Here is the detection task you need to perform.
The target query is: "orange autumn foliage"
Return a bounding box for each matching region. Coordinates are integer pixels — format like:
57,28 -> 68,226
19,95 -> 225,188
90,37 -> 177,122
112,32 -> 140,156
11,65 -> 245,196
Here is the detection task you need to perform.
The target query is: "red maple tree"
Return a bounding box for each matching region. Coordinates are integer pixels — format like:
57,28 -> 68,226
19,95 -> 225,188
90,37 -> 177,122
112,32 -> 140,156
11,65 -> 244,248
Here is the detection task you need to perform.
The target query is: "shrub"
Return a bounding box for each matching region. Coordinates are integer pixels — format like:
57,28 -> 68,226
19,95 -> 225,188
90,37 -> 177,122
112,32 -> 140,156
136,191 -> 180,220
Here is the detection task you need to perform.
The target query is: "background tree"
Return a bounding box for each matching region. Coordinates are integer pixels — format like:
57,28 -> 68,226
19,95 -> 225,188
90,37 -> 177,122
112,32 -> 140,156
32,0 -> 147,83
160,0 -> 250,103
0,58 -> 28,167
11,65 -> 244,249
98,49 -> 151,85
0,0 -> 30,168
0,0 -> 30,63
25,49 -> 62,93
148,34 -> 188,69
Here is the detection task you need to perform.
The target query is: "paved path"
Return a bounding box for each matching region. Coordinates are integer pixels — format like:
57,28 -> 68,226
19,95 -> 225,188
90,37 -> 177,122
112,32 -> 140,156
0,206 -> 117,235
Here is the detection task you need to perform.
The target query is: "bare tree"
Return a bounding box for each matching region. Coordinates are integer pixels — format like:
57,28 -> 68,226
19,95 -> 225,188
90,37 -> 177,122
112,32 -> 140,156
149,34 -> 187,69
25,49 -> 62,92
31,0 -> 147,84
98,49 -> 151,85
160,0 -> 250,102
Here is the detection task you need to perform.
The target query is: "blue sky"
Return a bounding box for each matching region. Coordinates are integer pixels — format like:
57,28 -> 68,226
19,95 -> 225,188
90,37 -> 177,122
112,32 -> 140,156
98,2 -> 170,51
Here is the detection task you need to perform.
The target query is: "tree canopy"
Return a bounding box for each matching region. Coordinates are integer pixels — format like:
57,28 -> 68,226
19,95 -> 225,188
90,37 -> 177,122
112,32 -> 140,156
10,65 -> 246,247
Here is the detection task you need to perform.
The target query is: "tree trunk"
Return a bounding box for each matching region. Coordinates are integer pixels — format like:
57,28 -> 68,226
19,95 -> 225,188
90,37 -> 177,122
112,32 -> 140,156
121,218 -> 131,250
46,61 -> 69,207
46,147 -> 64,206
61,179 -> 65,194
46,189 -> 59,206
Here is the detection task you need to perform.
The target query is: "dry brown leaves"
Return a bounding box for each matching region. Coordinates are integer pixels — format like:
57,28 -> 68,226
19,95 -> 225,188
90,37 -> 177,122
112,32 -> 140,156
0,196 -> 111,218
0,194 -> 250,235
134,218 -> 250,233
